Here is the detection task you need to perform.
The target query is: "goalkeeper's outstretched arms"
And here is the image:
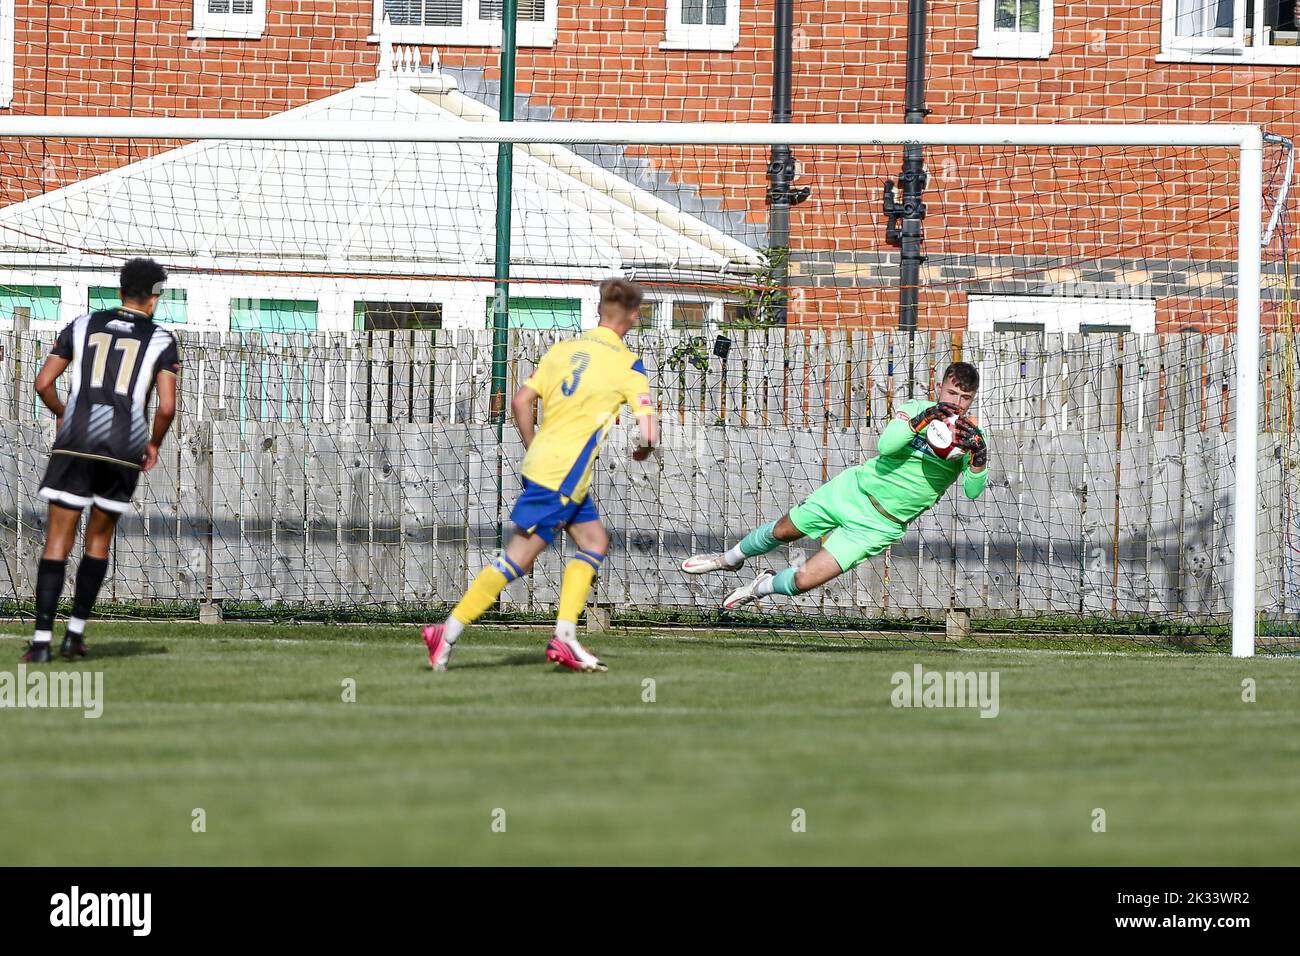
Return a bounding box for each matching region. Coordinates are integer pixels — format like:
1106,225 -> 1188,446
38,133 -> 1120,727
955,416 -> 989,499
877,400 -> 962,456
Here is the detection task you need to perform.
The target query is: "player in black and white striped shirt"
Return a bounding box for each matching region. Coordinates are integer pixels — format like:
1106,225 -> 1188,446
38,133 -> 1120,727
22,258 -> 180,663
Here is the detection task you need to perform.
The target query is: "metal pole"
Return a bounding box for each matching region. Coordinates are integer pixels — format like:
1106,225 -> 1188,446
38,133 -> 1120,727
0,118 -> 1259,147
491,0 -> 518,421
491,0 -> 519,551
767,0 -> 807,325
1232,129 -> 1265,658
899,0 -> 928,331
885,0 -> 929,331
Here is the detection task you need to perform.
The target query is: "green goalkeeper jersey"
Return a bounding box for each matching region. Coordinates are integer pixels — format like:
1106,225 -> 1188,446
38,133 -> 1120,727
858,398 -> 989,523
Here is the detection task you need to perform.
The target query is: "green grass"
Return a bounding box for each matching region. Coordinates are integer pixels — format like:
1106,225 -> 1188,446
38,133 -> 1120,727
0,622 -> 1297,865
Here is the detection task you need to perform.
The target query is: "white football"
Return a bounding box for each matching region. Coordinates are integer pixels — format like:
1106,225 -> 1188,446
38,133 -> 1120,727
925,416 -> 965,460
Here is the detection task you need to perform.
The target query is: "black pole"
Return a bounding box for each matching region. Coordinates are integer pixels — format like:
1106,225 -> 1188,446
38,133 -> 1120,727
767,0 -> 808,325
884,0 -> 928,331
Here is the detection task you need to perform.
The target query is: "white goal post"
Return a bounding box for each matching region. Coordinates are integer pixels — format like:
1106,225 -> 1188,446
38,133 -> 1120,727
0,119 -> 1266,656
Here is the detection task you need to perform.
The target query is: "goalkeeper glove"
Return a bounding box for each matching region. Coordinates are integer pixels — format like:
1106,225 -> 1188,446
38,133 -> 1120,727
954,418 -> 988,468
908,401 -> 961,434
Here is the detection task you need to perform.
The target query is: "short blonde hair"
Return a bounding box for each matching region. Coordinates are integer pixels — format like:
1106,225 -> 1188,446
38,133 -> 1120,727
599,278 -> 644,313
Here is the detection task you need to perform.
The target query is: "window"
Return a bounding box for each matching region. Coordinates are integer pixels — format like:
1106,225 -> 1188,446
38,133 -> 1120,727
1160,0 -> 1300,63
191,0 -> 266,39
354,300 -> 443,331
723,302 -> 760,327
967,296 -> 1156,335
0,285 -> 60,325
0,0 -> 14,109
974,0 -> 1053,58
484,296 -> 582,330
630,297 -> 730,330
636,301 -> 661,331
90,287 -> 189,325
662,0 -> 741,51
376,0 -> 556,48
671,301 -> 711,330
231,298 -> 319,332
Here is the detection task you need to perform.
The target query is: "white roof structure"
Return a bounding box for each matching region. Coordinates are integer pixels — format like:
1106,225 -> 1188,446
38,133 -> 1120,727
0,59 -> 762,282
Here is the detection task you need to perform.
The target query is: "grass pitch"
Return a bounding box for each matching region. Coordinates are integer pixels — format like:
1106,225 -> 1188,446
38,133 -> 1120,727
1,622 -> 1297,866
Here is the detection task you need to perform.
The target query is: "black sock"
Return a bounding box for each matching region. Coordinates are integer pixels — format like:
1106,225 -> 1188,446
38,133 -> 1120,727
34,558 -> 67,636
70,556 -> 110,635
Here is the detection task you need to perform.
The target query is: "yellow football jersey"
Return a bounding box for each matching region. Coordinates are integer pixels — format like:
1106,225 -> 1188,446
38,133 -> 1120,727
520,326 -> 655,501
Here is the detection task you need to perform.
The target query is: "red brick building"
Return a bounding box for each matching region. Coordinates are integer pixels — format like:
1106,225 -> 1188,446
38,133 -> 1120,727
0,1 -> 1295,332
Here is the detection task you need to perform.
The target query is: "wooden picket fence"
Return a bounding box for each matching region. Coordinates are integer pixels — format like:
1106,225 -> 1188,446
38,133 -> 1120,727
1,327 -> 1297,621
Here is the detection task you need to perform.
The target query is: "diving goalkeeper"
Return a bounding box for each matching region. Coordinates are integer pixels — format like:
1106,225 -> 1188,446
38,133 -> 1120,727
682,362 -> 988,609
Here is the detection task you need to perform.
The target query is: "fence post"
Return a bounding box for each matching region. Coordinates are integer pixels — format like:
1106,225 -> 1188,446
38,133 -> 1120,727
586,604 -> 612,634
945,607 -> 971,641
10,307 -> 29,420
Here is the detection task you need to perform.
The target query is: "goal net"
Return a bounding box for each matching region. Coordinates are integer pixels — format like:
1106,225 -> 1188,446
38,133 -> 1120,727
0,113 -> 1289,655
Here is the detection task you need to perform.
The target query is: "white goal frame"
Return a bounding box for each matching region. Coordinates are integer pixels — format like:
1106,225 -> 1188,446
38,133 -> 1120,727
0,119 -> 1265,656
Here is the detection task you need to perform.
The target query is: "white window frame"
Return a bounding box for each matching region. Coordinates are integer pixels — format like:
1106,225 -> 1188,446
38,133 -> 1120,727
190,0 -> 267,41
967,295 -> 1156,336
0,0 -> 15,109
661,0 -> 741,52
1158,0 -> 1300,65
973,0 -> 1053,59
370,1 -> 557,49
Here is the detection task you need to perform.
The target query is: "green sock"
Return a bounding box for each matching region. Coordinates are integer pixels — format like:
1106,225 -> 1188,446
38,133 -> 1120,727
771,566 -> 801,596
739,520 -> 781,558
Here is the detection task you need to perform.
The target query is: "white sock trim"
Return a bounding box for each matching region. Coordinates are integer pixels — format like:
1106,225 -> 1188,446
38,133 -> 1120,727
723,544 -> 747,567
33,630 -> 53,644
443,617 -> 465,644
555,620 -> 577,643
68,616 -> 87,634
754,574 -> 776,597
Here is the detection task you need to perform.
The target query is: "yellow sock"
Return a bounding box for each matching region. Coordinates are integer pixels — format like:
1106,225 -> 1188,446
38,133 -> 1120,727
558,549 -> 603,625
452,554 -> 524,626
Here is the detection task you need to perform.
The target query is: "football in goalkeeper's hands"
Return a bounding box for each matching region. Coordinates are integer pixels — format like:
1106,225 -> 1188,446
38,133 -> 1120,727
925,415 -> 966,460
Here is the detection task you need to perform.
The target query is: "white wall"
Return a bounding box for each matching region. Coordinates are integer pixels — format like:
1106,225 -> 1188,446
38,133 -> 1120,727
0,269 -> 605,333
967,295 -> 1157,335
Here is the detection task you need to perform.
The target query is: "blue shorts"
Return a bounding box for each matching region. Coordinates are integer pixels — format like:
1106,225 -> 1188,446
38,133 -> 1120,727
510,479 -> 599,544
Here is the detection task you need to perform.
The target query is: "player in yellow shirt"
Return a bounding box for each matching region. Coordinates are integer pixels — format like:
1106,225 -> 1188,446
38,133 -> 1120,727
422,278 -> 658,672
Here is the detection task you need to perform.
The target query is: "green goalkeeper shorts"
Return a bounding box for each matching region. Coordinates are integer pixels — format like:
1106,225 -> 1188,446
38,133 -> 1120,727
787,466 -> 907,573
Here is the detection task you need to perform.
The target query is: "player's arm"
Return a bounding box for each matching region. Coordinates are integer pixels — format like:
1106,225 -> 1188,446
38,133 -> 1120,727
877,414 -> 915,456
879,401 -> 962,456
625,359 -> 657,462
142,369 -> 178,472
511,385 -> 540,450
142,338 -> 181,472
632,407 -> 658,462
35,322 -> 76,429
955,418 -> 989,499
877,400 -> 950,456
513,354 -> 551,450
33,355 -> 70,428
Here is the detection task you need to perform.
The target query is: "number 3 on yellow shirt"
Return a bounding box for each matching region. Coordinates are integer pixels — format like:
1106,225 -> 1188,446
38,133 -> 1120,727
561,352 -> 591,396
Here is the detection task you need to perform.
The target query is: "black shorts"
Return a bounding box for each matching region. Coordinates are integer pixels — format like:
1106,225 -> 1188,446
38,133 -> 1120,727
38,452 -> 139,514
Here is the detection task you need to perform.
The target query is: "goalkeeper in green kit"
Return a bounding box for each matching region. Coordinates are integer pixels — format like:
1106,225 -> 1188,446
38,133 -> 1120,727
682,361 -> 989,609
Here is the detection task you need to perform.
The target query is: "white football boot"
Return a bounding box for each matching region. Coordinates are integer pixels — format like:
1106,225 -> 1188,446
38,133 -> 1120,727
681,552 -> 744,575
722,570 -> 775,611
